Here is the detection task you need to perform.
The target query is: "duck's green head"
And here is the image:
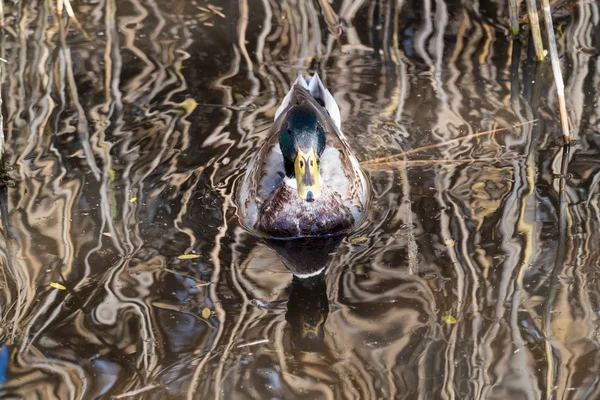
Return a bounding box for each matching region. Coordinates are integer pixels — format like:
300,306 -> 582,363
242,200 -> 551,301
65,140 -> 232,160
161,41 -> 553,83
279,105 -> 326,202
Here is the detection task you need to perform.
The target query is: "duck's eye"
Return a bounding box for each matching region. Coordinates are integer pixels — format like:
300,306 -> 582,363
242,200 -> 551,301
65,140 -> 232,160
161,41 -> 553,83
299,160 -> 304,169
310,159 -> 314,167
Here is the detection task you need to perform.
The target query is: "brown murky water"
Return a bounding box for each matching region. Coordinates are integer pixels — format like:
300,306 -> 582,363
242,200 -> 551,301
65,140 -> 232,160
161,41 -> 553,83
0,0 -> 599,399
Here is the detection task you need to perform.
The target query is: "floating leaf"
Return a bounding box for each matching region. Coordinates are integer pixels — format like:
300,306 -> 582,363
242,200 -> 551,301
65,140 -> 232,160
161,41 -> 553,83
107,168 -> 115,182
129,197 -> 137,203
179,98 -> 198,114
350,236 -> 368,245
50,282 -> 66,291
445,239 -> 455,247
102,232 -> 112,238
442,315 -> 457,325
202,308 -> 211,319
178,254 -> 200,260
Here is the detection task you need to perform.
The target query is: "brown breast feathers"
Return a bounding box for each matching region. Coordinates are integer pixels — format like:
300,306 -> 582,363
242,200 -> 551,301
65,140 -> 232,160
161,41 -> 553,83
256,184 -> 354,238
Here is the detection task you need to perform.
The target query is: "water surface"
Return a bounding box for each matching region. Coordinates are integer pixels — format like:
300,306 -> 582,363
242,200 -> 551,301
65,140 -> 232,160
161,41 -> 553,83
1,0 -> 600,399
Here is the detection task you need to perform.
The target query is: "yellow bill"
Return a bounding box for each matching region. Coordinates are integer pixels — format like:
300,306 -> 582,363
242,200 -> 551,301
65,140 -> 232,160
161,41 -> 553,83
294,148 -> 321,202
302,314 -> 325,337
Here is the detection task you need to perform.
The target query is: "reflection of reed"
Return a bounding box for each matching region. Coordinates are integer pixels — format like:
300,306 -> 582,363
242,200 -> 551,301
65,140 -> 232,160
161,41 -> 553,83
542,144 -> 570,398
0,0 -> 599,398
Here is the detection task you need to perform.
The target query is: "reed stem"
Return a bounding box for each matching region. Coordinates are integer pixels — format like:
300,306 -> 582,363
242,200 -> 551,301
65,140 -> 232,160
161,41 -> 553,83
541,0 -> 570,143
57,0 -> 90,40
509,0 -> 520,36
525,0 -> 545,60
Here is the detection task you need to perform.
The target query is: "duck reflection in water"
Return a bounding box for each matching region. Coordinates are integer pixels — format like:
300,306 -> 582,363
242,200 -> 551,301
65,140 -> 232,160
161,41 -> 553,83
286,274 -> 329,352
237,73 -> 366,350
265,235 -> 341,351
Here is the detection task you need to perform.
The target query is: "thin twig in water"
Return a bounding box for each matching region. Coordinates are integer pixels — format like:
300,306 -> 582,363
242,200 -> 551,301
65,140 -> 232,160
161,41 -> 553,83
237,339 -> 270,348
360,120 -> 537,166
362,156 -> 523,171
199,103 -> 256,111
111,384 -> 160,399
541,0 -> 570,143
207,5 -> 225,19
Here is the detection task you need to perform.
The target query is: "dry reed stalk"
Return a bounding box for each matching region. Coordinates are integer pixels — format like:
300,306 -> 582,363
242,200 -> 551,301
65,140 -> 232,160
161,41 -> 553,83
360,120 -> 537,166
57,0 -> 90,40
362,156 -> 522,171
541,0 -> 570,143
318,0 -> 342,36
509,0 -> 520,36
525,0 -> 545,60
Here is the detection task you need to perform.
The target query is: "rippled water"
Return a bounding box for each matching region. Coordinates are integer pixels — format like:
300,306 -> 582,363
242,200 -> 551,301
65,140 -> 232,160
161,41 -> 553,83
0,0 -> 599,399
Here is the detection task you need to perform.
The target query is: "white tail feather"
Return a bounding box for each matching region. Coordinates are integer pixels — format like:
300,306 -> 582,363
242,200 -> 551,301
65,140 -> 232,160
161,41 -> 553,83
307,73 -> 341,129
274,73 -> 341,130
274,75 -> 307,121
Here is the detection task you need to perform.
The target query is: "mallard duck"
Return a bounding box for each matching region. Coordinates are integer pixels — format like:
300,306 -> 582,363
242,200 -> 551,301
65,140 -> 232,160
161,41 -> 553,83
238,74 -> 369,238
